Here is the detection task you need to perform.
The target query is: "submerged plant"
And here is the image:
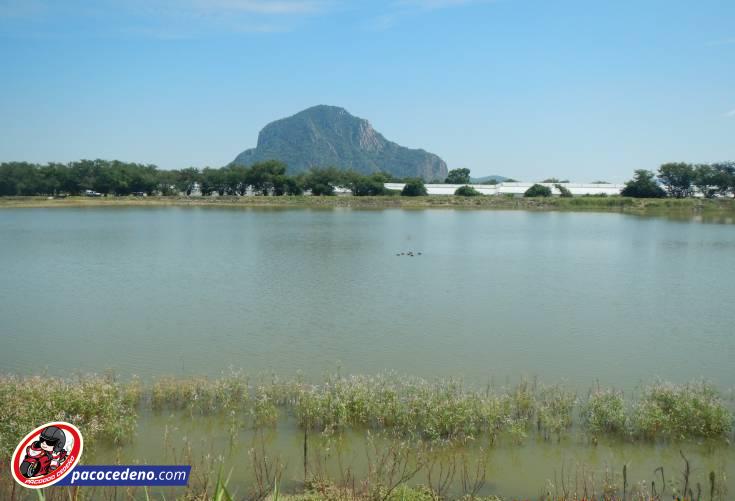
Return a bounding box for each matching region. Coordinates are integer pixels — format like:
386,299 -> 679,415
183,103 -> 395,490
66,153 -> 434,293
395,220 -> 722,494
536,384 -> 576,441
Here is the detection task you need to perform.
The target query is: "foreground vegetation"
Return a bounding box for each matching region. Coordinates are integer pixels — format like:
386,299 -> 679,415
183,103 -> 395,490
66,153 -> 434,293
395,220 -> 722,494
0,372 -> 732,500
1,372 -> 732,459
4,466 -> 730,501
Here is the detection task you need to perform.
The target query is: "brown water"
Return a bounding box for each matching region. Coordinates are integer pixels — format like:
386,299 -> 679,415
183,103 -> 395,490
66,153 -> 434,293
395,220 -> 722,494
84,411 -> 733,499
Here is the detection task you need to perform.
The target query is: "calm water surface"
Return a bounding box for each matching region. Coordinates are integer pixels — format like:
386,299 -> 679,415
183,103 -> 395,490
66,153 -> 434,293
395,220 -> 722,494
1,207 -> 734,388
2,207 -> 734,497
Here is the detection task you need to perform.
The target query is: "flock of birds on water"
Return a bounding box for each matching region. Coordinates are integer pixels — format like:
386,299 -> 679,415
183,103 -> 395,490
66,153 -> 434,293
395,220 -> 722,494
396,250 -> 422,257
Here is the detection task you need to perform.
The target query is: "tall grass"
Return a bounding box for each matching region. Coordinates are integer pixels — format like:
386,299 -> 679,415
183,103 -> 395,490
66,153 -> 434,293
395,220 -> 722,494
0,371 -> 732,501
631,380 -> 732,440
0,372 -> 139,456
1,372 -> 732,462
580,388 -> 627,438
151,373 -> 249,414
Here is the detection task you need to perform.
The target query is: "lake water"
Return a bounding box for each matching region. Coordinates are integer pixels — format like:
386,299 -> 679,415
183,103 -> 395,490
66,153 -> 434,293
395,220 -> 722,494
1,207 -> 734,497
1,207 -> 734,389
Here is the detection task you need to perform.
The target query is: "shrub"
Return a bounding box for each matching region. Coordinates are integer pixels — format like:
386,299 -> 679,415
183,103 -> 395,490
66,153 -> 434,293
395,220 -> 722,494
621,170 -> 667,198
554,183 -> 573,197
310,183 -> 335,196
401,179 -> 428,196
347,172 -> 391,196
524,184 -> 552,197
454,185 -> 482,196
445,168 -> 471,184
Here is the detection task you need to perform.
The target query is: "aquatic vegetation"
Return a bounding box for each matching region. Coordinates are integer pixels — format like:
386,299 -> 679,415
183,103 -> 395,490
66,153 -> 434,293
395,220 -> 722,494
1,372 -> 733,464
151,372 -> 249,414
509,379 -> 535,422
0,373 -> 139,458
289,374 -> 514,442
536,384 -> 576,441
0,372 -> 733,501
252,384 -> 279,428
580,388 -> 627,437
631,380 -> 733,440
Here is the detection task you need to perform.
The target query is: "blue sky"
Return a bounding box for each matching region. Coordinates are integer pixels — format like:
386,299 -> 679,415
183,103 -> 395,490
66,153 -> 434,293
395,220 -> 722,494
0,0 -> 733,181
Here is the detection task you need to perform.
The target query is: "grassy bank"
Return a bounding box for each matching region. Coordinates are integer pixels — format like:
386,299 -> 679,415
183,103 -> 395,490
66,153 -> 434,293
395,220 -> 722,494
1,195 -> 734,215
0,372 -> 732,500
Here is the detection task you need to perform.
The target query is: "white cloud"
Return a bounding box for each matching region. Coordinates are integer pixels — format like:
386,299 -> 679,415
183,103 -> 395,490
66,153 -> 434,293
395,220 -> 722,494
726,109 -> 735,118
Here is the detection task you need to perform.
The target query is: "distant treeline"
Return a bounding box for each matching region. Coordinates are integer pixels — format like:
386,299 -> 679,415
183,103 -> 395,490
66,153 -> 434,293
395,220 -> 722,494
621,162 -> 735,198
0,160 -> 401,197
1,159 -> 734,198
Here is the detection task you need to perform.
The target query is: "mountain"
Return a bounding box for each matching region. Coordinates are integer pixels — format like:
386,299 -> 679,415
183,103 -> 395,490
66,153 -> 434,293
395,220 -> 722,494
470,175 -> 509,184
232,105 -> 448,180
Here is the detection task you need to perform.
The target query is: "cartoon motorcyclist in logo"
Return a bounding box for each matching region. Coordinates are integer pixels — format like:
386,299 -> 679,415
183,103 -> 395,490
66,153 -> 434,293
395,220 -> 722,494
19,426 -> 68,478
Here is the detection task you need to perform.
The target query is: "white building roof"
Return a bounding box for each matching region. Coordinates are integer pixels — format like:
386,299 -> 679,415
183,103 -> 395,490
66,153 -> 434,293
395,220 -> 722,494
384,182 -> 625,196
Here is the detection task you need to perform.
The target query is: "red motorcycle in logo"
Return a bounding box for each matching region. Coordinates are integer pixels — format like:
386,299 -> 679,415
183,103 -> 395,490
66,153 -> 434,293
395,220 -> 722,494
10,421 -> 83,489
20,426 -> 69,478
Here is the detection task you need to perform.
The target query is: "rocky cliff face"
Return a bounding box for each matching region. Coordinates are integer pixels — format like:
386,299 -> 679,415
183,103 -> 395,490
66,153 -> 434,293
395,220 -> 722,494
232,105 -> 447,180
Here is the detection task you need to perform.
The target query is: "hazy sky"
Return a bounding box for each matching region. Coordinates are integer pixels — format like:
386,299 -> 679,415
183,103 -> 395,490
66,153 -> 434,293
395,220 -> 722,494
0,0 -> 733,181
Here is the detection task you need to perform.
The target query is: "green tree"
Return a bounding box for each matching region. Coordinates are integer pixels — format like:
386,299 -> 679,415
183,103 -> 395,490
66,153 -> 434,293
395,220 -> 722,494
524,184 -> 552,197
156,169 -> 179,196
445,168 -> 471,184
283,176 -> 305,195
304,167 -> 344,196
37,164 -> 62,195
344,171 -> 390,196
247,160 -> 287,196
401,178 -> 428,196
658,162 -> 694,198
555,184 -> 573,197
693,164 -> 718,198
621,170 -> 666,198
176,167 -> 201,196
225,165 -> 250,195
454,185 -> 482,196
0,162 -> 38,195
711,162 -> 735,197
201,167 -> 227,196
128,163 -> 159,195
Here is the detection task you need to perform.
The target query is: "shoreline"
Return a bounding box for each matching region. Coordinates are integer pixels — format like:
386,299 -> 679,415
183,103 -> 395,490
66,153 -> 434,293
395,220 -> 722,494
1,195 -> 734,214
